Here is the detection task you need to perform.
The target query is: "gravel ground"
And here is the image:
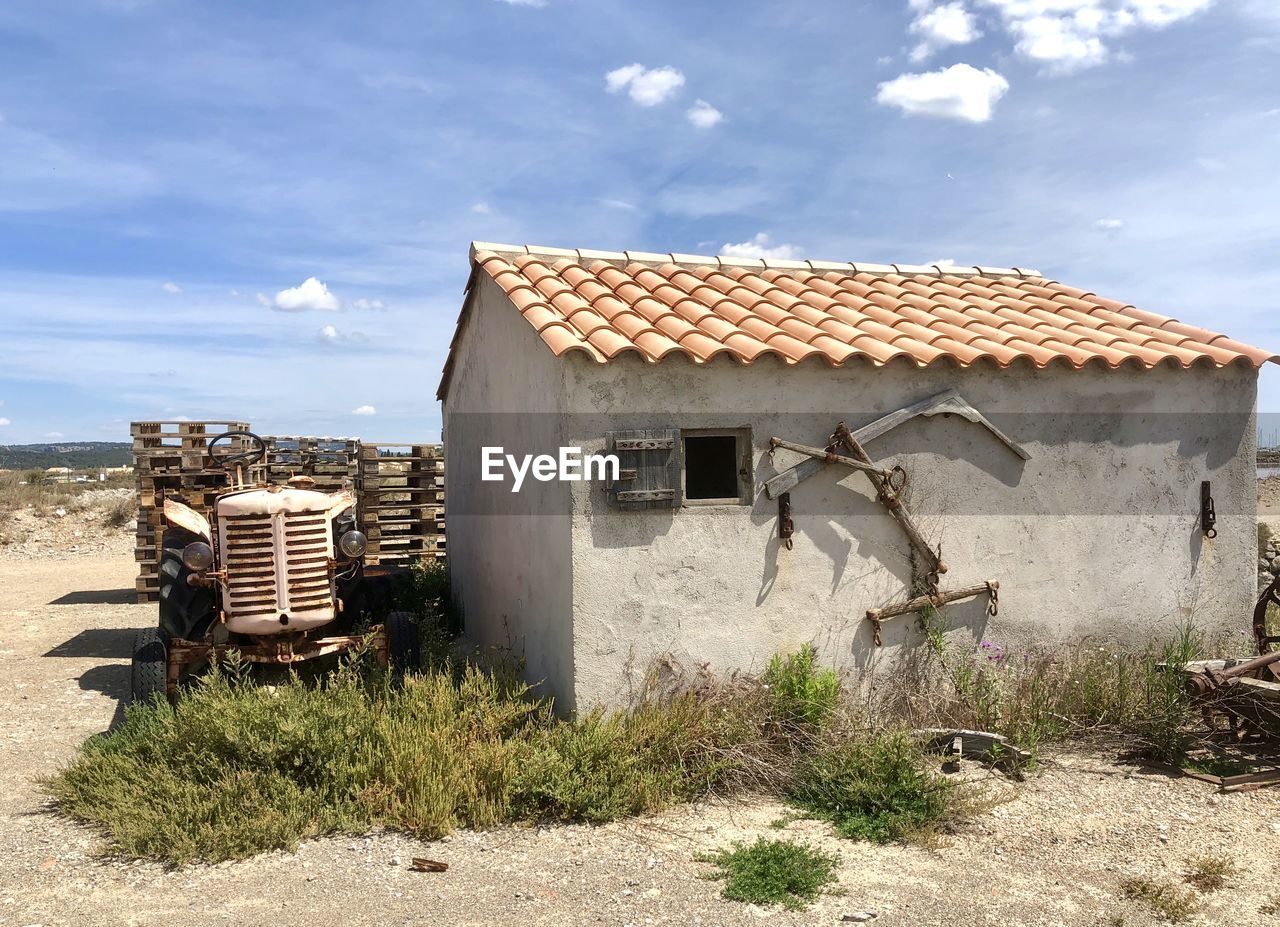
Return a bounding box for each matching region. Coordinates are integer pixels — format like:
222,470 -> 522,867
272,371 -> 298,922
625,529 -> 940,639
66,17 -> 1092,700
1261,476 -> 1280,537
3,551 -> 1280,926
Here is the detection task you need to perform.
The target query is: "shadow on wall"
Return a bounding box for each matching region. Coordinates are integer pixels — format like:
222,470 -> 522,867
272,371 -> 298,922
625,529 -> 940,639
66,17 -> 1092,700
585,479 -> 677,550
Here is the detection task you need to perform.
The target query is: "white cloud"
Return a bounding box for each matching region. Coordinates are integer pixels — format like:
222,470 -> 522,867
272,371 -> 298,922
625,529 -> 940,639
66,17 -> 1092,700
720,233 -> 804,261
1196,156 -> 1225,171
45,431 -> 64,438
161,281 -> 182,294
1094,216 -> 1126,230
598,198 -> 637,210
974,0 -> 1214,73
351,297 -> 386,310
876,64 -> 1009,122
928,257 -> 959,267
0,418 -> 10,426
318,324 -> 367,344
494,0 -> 546,5
686,99 -> 724,128
268,276 -> 340,312
909,2 -> 983,61
605,64 -> 686,107
471,201 -> 492,214
352,405 -> 377,416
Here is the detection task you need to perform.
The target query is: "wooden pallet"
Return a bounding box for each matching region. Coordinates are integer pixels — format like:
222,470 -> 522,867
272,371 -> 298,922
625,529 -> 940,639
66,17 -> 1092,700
358,444 -> 446,567
131,421 -> 251,602
263,436 -> 359,493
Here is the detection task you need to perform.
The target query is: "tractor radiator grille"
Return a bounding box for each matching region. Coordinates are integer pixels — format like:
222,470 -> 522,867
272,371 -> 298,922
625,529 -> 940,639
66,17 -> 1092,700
220,511 -> 334,619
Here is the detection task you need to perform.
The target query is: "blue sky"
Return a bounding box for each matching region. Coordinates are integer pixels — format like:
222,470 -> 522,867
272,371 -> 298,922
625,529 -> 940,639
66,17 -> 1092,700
0,0 -> 1277,444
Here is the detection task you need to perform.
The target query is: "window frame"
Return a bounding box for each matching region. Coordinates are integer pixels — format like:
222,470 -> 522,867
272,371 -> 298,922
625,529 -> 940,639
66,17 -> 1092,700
679,427 -> 753,506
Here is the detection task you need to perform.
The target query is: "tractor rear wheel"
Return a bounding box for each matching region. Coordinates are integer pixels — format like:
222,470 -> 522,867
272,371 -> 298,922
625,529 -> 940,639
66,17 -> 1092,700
131,627 -> 168,705
384,611 -> 420,672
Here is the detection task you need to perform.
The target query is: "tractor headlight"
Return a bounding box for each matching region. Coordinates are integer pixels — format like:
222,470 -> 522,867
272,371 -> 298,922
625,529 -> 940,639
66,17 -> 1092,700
338,530 -> 367,559
182,541 -> 214,572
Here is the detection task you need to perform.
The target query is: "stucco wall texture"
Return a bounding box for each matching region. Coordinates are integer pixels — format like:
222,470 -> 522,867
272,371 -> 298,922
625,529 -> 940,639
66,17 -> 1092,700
446,280 -> 1259,712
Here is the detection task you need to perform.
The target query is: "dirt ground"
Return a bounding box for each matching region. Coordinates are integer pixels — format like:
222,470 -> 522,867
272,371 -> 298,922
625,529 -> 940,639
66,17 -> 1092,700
5,549 -> 1280,926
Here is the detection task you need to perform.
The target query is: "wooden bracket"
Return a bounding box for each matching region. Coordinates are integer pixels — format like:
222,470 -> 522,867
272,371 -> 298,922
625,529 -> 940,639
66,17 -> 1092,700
865,580 -> 999,646
763,389 -> 1029,500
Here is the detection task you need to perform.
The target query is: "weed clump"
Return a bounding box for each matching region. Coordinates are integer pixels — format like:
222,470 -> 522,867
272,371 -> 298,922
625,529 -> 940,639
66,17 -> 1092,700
1120,876 -> 1198,922
763,644 -> 839,730
788,731 -> 957,844
1182,854 -> 1238,893
699,838 -> 838,909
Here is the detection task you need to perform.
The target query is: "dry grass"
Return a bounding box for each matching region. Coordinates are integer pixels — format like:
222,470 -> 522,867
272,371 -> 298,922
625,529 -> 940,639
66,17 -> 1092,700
0,469 -> 134,519
1120,876 -> 1198,922
102,493 -> 136,528
874,616 -> 1204,764
1182,854 -> 1238,893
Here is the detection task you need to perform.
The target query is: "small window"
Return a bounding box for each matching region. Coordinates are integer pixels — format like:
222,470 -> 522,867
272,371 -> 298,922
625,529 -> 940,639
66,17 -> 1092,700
682,428 -> 751,505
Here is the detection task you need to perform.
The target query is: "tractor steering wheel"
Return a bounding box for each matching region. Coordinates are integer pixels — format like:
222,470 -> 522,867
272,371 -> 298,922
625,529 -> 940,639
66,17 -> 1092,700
207,431 -> 267,470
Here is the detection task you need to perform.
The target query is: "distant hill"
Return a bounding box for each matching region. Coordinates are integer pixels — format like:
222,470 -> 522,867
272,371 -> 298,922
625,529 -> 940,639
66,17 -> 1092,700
0,442 -> 132,471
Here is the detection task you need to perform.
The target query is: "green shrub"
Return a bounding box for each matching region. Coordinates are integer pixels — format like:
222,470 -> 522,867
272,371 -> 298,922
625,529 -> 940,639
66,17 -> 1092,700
788,732 -> 958,844
763,644 -> 840,729
1261,522 -> 1274,561
513,693 -> 734,822
45,658 -> 751,864
393,558 -> 458,668
699,838 -> 838,910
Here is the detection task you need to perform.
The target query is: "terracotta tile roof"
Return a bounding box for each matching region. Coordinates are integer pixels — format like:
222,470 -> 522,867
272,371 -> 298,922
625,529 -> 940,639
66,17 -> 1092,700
437,242 -> 1277,399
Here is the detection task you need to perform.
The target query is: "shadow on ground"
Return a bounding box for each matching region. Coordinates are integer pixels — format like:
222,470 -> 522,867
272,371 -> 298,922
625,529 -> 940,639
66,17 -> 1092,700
45,629 -> 136,731
48,589 -> 135,606
43,628 -> 135,659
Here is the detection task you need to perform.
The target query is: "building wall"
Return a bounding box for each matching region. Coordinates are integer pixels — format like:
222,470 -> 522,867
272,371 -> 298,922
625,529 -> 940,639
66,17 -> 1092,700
560,353 -> 1258,709
441,273 -> 576,710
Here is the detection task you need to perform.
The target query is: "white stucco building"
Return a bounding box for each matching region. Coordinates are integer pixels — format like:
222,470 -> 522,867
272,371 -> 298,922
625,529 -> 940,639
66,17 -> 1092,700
438,242 -> 1277,712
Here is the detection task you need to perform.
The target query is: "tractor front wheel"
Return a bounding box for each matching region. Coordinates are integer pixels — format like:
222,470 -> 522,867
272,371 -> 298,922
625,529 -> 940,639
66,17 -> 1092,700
131,627 -> 168,705
384,611 -> 420,672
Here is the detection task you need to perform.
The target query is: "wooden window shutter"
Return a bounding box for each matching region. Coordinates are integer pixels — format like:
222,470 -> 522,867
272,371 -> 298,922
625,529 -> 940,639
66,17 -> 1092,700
605,429 -> 681,510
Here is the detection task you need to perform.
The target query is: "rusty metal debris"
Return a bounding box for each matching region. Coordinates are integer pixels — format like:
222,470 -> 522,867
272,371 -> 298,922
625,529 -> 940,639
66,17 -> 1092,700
1183,650 -> 1280,697
410,858 -> 449,872
1254,573 -> 1280,655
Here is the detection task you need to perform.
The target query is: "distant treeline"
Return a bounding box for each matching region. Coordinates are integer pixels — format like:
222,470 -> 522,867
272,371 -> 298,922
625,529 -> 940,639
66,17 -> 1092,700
0,441 -> 132,470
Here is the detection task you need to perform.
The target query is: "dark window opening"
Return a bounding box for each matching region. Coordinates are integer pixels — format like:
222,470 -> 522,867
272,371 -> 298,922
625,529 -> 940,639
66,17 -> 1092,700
684,434 -> 740,500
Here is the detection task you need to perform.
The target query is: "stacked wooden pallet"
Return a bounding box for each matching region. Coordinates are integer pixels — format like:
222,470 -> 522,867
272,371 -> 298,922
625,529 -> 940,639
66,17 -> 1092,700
357,443 -> 446,565
131,420 -> 249,603
262,436 -> 359,493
